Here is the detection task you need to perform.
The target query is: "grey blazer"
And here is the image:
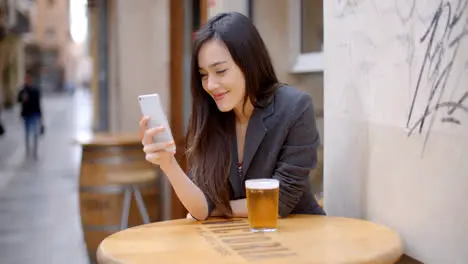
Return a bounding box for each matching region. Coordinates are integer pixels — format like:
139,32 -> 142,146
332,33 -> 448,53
202,85 -> 325,217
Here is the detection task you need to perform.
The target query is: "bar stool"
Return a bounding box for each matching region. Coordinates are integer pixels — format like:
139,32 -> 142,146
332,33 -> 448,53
108,170 -> 157,230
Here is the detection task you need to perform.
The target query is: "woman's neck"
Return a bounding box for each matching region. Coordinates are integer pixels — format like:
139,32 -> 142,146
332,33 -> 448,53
234,99 -> 254,124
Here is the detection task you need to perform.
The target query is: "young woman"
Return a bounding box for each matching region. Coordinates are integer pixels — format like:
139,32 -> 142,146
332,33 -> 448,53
140,12 -> 325,220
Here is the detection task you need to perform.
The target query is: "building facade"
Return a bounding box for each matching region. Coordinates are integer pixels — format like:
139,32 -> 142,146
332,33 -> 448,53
0,0 -> 31,108
0,0 -> 83,106
29,0 -> 73,93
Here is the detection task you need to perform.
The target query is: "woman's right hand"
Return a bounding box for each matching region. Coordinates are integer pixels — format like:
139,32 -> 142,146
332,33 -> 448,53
139,116 -> 176,169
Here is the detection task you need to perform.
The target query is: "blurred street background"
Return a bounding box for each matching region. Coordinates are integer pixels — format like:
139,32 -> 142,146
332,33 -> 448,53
2,0 -> 465,263
0,0 -> 324,263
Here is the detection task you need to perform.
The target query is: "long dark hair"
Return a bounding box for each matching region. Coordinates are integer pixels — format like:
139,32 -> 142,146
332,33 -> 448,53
186,12 -> 279,216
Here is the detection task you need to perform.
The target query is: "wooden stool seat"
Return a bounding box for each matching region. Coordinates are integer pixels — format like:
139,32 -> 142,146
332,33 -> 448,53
108,170 -> 157,185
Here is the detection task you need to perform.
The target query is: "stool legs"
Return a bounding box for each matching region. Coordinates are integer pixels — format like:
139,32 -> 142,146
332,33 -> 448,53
132,185 -> 150,224
120,185 -> 151,230
120,187 -> 132,230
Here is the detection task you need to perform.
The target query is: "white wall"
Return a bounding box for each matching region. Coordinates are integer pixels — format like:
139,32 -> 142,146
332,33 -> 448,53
324,1 -> 468,263
208,0 -> 247,18
108,0 -> 170,133
253,0 -> 324,140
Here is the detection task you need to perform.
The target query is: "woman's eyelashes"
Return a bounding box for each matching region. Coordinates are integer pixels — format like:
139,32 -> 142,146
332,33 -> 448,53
199,69 -> 228,80
216,69 -> 227,75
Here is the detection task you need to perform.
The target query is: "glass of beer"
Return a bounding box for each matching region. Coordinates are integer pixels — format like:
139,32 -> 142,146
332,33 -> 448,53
245,178 -> 279,232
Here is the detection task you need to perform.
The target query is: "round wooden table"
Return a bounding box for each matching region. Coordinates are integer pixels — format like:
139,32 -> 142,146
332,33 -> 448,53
97,215 -> 403,264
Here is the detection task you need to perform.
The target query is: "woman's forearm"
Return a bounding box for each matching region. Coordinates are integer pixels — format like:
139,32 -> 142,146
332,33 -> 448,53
230,199 -> 248,217
209,199 -> 248,218
161,157 -> 210,220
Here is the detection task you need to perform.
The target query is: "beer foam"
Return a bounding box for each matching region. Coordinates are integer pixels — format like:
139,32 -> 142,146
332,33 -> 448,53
245,179 -> 279,190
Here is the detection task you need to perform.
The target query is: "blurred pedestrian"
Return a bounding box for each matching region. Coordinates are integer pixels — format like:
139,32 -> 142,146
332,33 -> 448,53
0,85 -> 4,137
0,108 -> 4,136
17,74 -> 43,159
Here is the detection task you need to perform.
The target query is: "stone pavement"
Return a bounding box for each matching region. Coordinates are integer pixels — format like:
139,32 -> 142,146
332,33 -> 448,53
0,89 -> 92,264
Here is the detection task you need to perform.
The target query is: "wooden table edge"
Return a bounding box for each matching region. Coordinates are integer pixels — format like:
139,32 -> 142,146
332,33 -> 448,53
97,243 -> 122,264
96,218 -> 196,264
96,215 -> 404,264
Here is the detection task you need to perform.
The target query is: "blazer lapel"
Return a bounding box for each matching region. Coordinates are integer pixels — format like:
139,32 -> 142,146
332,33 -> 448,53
229,136 -> 243,197
241,98 -> 275,179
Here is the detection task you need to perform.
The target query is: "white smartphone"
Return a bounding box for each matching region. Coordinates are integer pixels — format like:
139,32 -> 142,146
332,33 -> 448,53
138,93 -> 176,152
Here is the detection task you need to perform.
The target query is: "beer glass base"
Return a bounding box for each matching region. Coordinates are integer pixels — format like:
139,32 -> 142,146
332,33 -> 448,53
250,227 -> 277,233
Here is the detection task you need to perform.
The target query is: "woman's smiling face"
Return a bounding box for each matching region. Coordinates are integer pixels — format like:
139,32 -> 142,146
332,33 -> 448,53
198,39 -> 246,112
